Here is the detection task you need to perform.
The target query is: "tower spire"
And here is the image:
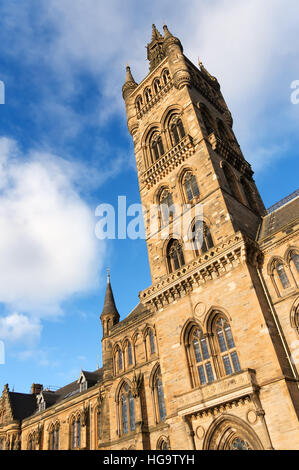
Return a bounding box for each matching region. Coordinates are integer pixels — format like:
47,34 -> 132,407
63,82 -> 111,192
101,271 -> 119,321
151,24 -> 163,41
122,65 -> 138,100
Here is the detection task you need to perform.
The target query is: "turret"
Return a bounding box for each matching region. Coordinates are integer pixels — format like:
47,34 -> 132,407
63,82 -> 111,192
122,65 -> 139,136
100,270 -> 120,379
100,269 -> 120,338
162,24 -> 191,89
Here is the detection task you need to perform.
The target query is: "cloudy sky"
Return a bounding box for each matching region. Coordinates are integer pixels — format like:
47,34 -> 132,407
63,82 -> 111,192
0,0 -> 298,393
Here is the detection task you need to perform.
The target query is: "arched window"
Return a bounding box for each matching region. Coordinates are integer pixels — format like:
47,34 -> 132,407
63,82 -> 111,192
191,327 -> 215,385
192,220 -> 214,255
217,120 -> 230,144
151,366 -> 167,423
119,382 -> 135,435
158,438 -> 170,450
200,104 -> 214,136
182,171 -> 200,202
71,415 -> 81,449
276,262 -> 291,289
162,69 -> 170,85
159,188 -> 175,225
241,177 -> 258,212
170,116 -> 185,146
28,434 -> 35,450
150,132 -> 164,162
167,239 -> 185,273
145,328 -> 156,358
214,316 -> 241,376
135,95 -> 143,113
149,329 -> 156,355
290,252 -> 299,274
97,409 -> 102,441
153,78 -> 162,94
49,423 -> 59,450
127,341 -> 133,366
222,164 -> 242,202
144,87 -> 152,103
118,349 -> 123,371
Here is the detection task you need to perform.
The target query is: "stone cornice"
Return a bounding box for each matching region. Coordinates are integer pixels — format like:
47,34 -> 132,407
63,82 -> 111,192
141,134 -> 195,189
136,79 -> 174,119
208,133 -> 252,178
139,232 -> 258,311
176,368 -> 258,418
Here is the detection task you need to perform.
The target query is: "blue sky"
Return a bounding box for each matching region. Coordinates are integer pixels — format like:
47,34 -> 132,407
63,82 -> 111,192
0,0 -> 298,393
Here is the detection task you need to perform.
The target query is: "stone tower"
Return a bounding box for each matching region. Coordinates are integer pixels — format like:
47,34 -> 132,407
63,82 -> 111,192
122,24 -> 266,284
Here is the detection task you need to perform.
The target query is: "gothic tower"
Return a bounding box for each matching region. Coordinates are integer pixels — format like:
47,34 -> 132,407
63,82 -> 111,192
123,24 -> 266,284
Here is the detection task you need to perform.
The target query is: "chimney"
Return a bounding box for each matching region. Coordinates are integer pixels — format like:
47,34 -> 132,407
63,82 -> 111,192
31,383 -> 43,395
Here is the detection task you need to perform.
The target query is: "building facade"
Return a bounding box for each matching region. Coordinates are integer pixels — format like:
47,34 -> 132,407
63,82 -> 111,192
1,24 -> 299,451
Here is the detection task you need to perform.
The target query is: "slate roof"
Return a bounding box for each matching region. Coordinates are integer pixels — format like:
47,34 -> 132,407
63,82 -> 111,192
113,302 -> 151,332
5,368 -> 103,422
8,392 -> 37,421
258,195 -> 299,242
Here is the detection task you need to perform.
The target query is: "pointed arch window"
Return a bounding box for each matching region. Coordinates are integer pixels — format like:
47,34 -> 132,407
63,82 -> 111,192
71,416 -> 81,449
167,239 -> 185,273
144,87 -> 152,103
170,116 -> 185,146
217,120 -> 230,144
191,328 -> 215,386
192,220 -> 213,255
241,177 -> 258,212
159,188 -> 175,225
136,95 -> 143,113
118,349 -> 123,371
162,69 -> 170,85
276,262 -> 290,289
127,341 -> 133,366
153,78 -> 162,94
214,317 -> 241,376
290,252 -> 299,274
151,366 -> 167,423
200,105 -> 214,136
28,434 -> 35,450
97,408 -> 102,441
182,171 -> 200,201
222,164 -> 242,202
119,383 -> 135,436
49,424 -> 59,450
150,133 -> 164,162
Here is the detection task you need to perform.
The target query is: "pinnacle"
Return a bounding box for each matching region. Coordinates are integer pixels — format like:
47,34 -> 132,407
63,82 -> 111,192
151,24 -> 163,41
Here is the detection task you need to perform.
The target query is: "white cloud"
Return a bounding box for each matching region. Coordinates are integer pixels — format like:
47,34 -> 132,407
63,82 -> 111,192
0,313 -> 41,345
0,136 -> 104,340
1,0 -> 298,170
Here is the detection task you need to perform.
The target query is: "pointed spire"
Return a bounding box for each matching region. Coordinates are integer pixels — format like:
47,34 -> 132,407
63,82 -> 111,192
162,24 -> 183,54
122,65 -> 138,100
124,65 -> 136,85
101,270 -> 120,321
152,24 -> 163,41
163,24 -> 173,39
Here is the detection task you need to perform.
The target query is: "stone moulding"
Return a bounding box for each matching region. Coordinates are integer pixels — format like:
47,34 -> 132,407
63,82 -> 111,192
136,80 -> 174,119
139,232 -> 256,311
176,368 -> 258,418
208,132 -> 253,179
141,134 -> 195,188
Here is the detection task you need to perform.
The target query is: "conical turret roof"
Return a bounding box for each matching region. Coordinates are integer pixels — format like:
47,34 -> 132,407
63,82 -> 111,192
101,270 -> 120,320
